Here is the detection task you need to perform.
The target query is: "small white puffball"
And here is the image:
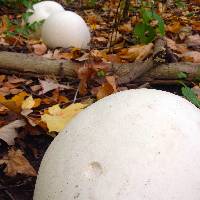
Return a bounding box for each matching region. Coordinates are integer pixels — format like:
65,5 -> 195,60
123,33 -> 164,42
41,11 -> 91,49
34,89 -> 200,200
27,1 -> 64,24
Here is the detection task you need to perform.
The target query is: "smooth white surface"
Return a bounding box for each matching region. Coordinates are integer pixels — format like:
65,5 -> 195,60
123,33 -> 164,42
34,89 -> 200,200
27,1 -> 64,24
41,11 -> 91,49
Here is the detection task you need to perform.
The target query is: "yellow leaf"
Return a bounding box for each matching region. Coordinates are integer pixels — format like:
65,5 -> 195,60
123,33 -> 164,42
21,96 -> 35,110
41,103 -> 87,132
0,91 -> 28,113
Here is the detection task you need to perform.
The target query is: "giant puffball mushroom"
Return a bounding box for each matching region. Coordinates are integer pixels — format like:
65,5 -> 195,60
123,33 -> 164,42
27,1 -> 64,24
41,11 -> 91,49
27,1 -> 64,38
34,89 -> 200,200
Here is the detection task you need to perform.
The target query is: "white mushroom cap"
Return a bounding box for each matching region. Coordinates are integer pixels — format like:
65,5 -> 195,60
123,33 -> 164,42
34,89 -> 200,200
27,1 -> 64,24
41,11 -> 91,49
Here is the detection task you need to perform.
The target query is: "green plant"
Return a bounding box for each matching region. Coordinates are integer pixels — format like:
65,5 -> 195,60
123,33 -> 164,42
177,71 -> 187,79
3,12 -> 44,39
87,0 -> 97,7
175,0 -> 186,8
2,0 -> 43,39
134,4 -> 165,44
181,85 -> 200,108
0,0 -> 40,8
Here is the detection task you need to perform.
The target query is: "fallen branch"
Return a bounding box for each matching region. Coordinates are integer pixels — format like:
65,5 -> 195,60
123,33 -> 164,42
0,51 -> 199,83
0,51 -> 77,77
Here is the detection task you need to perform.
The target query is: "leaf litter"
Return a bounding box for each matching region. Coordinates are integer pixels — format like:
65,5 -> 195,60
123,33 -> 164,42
0,0 -> 200,199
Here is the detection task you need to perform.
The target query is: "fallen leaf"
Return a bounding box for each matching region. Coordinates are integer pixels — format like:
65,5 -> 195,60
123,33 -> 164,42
21,96 -> 35,110
32,43 -> 47,55
96,76 -> 117,99
182,51 -> 200,63
166,37 -> 188,53
166,22 -> 182,33
166,37 -> 177,51
0,149 -> 37,176
10,88 -> 23,95
41,103 -> 87,132
0,105 -> 8,114
0,75 -> 6,82
0,91 -> 28,113
7,76 -> 26,84
185,34 -> 200,49
30,84 -> 42,92
0,120 -> 26,145
39,79 -> 72,94
119,22 -> 132,33
191,21 -> 200,31
118,43 -> 153,61
0,87 -> 10,96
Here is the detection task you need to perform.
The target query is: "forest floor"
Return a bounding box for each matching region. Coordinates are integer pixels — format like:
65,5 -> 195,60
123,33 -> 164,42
0,0 -> 200,199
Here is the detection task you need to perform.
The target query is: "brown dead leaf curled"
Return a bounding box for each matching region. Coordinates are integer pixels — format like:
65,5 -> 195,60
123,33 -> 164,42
118,43 -> 153,61
96,76 -> 118,100
0,149 -> 37,177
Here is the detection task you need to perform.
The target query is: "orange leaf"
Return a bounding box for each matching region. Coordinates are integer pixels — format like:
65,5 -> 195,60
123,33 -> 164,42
0,91 -> 28,113
96,76 -> 117,100
166,22 -> 182,33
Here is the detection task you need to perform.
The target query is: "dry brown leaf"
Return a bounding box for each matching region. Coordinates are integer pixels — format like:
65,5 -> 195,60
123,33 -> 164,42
0,105 -> 8,114
191,21 -> 200,31
32,43 -> 47,55
166,22 -> 182,33
185,34 -> 200,48
106,54 -> 122,63
166,37 -> 188,53
0,75 -> 6,82
119,22 -> 132,33
0,87 -> 10,96
30,84 -> 41,92
0,149 -> 37,176
93,36 -> 108,43
7,76 -> 26,84
118,43 -> 153,61
166,37 -> 177,51
96,76 -> 117,100
10,88 -> 23,95
175,44 -> 188,54
182,51 -> 200,63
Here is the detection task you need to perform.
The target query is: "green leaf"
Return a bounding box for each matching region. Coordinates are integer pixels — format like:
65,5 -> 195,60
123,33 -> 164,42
152,12 -> 165,35
141,9 -> 153,24
177,72 -> 187,79
134,23 -> 156,44
181,86 -> 200,108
